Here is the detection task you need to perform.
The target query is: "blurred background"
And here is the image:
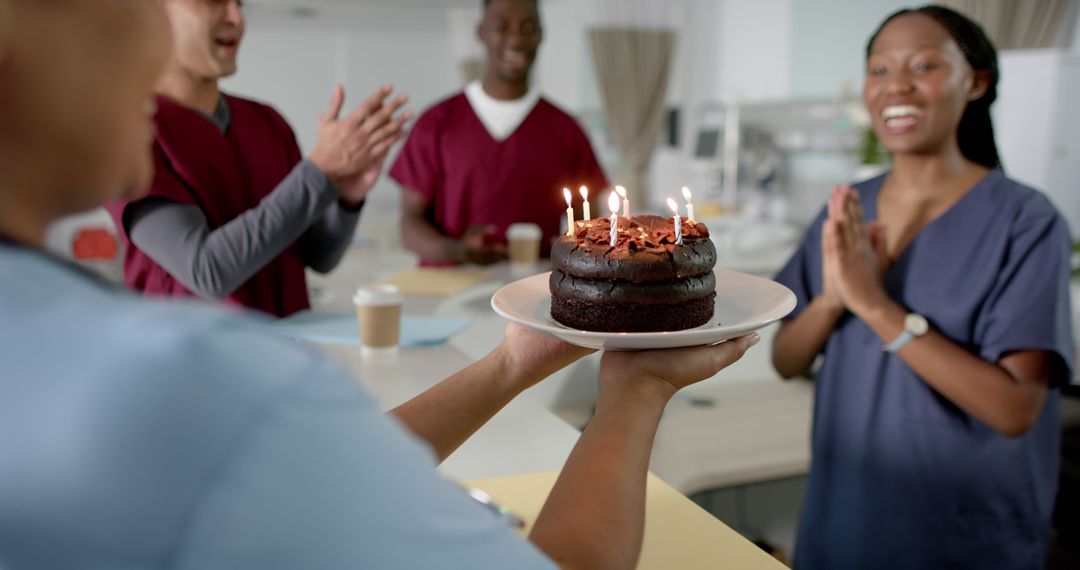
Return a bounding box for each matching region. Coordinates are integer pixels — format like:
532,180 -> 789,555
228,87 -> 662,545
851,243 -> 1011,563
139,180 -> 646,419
223,0 -> 1080,249
50,0 -> 1080,274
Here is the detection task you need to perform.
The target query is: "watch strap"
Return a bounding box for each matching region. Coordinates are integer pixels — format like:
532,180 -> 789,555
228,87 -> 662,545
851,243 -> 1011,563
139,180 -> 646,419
883,330 -> 915,353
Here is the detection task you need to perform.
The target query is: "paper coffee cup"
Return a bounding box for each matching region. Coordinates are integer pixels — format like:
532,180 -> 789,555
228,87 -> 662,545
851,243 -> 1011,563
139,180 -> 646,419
506,223 -> 542,265
353,285 -> 403,356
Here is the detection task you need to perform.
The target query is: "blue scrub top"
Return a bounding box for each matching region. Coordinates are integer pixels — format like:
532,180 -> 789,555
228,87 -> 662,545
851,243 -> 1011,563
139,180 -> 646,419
775,171 -> 1074,570
0,244 -> 555,569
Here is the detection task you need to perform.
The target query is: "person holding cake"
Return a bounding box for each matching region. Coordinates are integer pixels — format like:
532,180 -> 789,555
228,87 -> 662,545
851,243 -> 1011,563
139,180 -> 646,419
771,6 -> 1072,569
107,0 -> 411,318
0,4 -> 764,568
391,0 -> 608,266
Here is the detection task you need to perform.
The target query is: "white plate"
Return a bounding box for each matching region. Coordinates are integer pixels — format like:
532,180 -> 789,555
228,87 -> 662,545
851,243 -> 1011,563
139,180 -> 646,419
490,270 -> 797,350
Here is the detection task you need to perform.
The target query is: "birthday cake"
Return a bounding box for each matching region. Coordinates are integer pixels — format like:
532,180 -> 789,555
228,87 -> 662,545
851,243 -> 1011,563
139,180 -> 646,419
549,214 -> 716,332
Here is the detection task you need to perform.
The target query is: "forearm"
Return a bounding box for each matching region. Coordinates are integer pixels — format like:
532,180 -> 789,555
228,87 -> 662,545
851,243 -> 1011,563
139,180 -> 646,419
772,296 -> 845,378
400,210 -> 463,264
128,161 -> 338,300
390,349 -> 531,462
298,199 -> 362,274
859,300 -> 1049,437
529,381 -> 671,570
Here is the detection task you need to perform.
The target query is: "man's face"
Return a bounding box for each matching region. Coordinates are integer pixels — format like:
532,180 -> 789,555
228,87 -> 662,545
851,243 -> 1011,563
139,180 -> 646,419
0,0 -> 171,213
164,0 -> 245,81
477,0 -> 542,85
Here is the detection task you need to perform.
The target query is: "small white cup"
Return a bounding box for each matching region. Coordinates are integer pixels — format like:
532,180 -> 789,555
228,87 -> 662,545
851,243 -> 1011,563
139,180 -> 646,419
353,285 -> 403,357
506,223 -> 542,266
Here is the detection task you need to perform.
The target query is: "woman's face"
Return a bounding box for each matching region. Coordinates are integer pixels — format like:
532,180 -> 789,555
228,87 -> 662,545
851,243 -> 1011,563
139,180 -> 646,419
863,12 -> 987,159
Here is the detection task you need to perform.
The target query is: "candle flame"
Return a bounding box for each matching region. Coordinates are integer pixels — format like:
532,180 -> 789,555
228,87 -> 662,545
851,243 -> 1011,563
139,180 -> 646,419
667,197 -> 680,215
608,191 -> 621,214
682,187 -> 693,202
579,186 -> 589,201
615,185 -> 628,199
563,188 -> 572,208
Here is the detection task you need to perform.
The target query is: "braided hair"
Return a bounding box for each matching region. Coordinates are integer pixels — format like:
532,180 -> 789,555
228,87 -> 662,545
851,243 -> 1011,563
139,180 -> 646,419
867,5 -> 1002,170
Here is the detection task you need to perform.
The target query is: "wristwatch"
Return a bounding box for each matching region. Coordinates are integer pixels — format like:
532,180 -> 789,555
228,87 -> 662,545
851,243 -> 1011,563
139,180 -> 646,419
883,313 -> 929,353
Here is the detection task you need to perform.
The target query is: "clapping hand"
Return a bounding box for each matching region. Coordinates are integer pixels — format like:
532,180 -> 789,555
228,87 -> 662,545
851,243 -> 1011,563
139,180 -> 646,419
309,84 -> 413,207
822,185 -> 890,317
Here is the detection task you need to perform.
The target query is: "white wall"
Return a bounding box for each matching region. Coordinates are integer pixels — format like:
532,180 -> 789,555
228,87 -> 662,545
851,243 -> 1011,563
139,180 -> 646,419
716,0 -> 791,102
223,6 -> 457,154
789,0 -> 909,99
995,50 -> 1080,236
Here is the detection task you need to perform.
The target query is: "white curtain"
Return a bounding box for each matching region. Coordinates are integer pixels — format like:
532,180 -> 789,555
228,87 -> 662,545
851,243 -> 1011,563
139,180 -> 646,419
588,28 -> 676,207
939,0 -> 1075,49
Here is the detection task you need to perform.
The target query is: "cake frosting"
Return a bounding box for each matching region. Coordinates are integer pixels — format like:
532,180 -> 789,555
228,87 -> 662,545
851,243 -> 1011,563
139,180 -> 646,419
549,214 -> 716,332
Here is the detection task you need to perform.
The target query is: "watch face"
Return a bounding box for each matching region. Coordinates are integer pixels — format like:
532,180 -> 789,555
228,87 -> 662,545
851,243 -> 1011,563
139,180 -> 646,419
905,313 -> 929,336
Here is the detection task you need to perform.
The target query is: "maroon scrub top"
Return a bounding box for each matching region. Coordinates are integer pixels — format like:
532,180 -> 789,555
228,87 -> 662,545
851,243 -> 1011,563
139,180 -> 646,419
390,93 -> 608,263
108,94 -> 310,318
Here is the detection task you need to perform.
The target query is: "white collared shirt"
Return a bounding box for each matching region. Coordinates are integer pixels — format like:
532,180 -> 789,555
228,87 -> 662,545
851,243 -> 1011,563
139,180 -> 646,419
464,80 -> 541,141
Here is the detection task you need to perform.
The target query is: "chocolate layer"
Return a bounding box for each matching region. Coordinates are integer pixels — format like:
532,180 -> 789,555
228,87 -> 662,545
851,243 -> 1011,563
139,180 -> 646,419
551,293 -> 715,332
550,270 -> 716,304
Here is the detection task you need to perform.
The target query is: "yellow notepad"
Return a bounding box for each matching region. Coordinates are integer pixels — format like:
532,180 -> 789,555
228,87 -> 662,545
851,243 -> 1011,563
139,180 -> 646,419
375,268 -> 491,297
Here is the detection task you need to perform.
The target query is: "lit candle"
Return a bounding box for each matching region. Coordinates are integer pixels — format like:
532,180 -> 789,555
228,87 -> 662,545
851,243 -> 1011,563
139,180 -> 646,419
579,186 -> 591,220
615,185 -> 630,218
667,197 -> 683,245
682,186 -> 695,222
563,188 -> 574,236
608,191 -> 621,246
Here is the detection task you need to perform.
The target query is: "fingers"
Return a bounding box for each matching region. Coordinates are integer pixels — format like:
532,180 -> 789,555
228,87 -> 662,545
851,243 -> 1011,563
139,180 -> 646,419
823,218 -> 841,262
848,191 -> 865,228
345,84 -> 394,125
360,94 -> 409,135
618,332 -> 761,391
843,189 -> 867,243
827,186 -> 841,221
464,224 -> 497,237
366,109 -> 413,152
867,219 -> 888,262
469,246 -> 507,265
708,333 -> 760,371
319,84 -> 345,125
838,197 -> 859,249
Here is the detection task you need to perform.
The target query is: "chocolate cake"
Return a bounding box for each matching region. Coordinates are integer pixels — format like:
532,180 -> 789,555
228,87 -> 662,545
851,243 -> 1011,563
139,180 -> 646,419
550,214 -> 716,332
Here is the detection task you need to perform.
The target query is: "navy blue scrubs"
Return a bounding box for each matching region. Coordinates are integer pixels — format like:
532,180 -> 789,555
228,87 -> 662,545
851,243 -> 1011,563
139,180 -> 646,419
776,171 -> 1074,569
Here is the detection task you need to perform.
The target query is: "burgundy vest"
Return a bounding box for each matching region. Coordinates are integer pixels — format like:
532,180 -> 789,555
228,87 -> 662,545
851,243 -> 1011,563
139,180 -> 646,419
108,94 -> 310,318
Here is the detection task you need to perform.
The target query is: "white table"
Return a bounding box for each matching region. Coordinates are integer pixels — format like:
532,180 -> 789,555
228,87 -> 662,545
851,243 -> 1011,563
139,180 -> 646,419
307,247 -> 813,490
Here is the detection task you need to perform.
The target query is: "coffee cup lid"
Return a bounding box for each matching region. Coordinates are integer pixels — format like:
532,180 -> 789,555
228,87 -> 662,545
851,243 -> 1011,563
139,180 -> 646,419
506,223 -> 542,240
353,284 -> 403,306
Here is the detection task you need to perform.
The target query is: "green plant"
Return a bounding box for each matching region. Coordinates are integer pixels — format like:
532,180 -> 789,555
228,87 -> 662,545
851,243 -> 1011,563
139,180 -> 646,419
1072,241 -> 1080,278
859,127 -> 888,166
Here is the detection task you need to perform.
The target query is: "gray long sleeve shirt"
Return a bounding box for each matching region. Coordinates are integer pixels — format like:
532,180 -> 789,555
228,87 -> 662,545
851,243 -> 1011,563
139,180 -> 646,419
125,98 -> 361,301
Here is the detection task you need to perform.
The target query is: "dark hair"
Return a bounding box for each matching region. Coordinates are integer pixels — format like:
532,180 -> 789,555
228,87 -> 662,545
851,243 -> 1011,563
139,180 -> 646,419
867,4 -> 1002,169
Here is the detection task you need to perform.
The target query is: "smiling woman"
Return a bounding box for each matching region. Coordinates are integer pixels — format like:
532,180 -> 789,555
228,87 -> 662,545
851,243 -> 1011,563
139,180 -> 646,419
864,5 -> 1001,169
771,5 -> 1075,570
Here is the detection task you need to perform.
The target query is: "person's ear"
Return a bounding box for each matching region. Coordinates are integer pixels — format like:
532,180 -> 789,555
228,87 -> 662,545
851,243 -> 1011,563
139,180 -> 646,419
969,69 -> 990,101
